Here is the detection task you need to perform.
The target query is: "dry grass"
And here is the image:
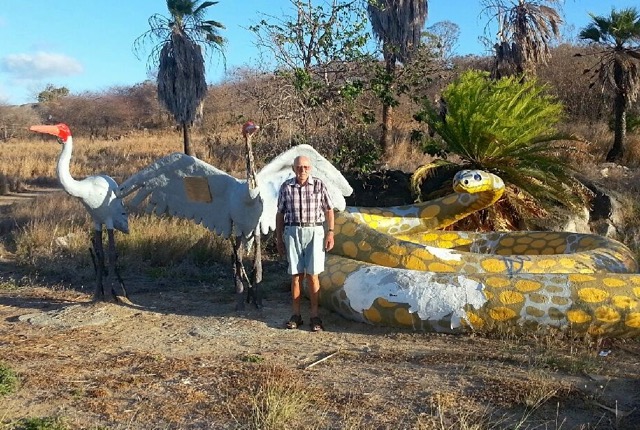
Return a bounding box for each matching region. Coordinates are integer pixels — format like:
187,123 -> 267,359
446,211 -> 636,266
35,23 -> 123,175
1,131 -> 640,429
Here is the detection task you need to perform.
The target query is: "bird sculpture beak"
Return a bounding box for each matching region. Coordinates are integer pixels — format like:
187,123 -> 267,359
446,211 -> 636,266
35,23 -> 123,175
29,124 -> 61,137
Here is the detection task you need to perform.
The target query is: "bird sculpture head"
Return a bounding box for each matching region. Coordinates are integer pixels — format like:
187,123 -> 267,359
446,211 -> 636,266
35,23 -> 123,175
242,121 -> 260,138
30,123 -> 72,144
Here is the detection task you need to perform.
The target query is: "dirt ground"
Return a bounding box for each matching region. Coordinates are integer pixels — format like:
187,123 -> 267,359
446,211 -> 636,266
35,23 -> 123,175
1,189 -> 640,429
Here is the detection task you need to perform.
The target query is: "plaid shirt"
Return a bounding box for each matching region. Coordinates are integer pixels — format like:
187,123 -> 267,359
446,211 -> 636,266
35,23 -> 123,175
277,176 -> 333,224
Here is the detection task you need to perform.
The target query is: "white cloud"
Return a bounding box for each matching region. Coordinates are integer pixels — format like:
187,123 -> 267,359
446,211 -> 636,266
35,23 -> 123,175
0,52 -> 83,80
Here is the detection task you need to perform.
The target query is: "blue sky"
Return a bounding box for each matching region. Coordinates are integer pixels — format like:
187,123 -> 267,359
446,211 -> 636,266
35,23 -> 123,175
0,0 -> 637,105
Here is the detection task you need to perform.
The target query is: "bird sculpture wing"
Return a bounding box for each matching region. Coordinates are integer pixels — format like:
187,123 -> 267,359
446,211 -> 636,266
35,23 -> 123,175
117,153 -> 261,239
256,144 -> 353,235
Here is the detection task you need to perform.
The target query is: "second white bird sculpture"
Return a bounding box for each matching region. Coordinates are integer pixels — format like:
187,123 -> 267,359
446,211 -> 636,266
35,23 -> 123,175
118,122 -> 353,308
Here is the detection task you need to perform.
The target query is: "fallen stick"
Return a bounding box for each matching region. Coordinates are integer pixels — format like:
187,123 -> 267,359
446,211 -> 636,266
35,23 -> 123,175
304,350 -> 340,370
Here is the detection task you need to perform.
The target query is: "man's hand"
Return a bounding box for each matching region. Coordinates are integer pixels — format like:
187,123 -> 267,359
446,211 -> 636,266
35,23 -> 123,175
325,232 -> 334,252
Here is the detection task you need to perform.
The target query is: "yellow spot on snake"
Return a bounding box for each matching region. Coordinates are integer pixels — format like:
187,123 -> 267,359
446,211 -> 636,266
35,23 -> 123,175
537,259 -> 558,269
419,204 -> 441,218
526,307 -> 545,317
488,307 -> 517,321
569,274 -> 597,283
465,311 -> 485,328
481,259 -> 508,273
579,237 -> 596,247
578,288 -> 609,303
330,271 -> 346,286
371,252 -> 399,267
411,248 -> 434,261
567,309 -> 591,324
548,238 -> 565,247
340,222 -> 357,236
603,278 -> 626,288
357,241 -> 372,252
560,258 -> 577,269
499,291 -> 524,305
363,307 -> 382,323
320,275 -> 332,289
631,278 -> 640,285
612,296 -> 637,310
428,262 -> 456,272
531,239 -> 546,249
442,195 -> 458,205
513,244 -> 529,254
595,306 -> 620,323
634,287 -> 640,298
404,256 -> 427,271
625,312 -> 640,328
515,280 -> 542,293
394,308 -> 414,326
499,237 -> 515,247
516,237 -> 533,244
485,276 -> 511,288
441,233 -> 460,241
437,241 -> 455,248
377,298 -> 396,308
342,241 -> 358,258
529,293 -> 547,304
388,245 -> 407,255
551,296 -> 569,306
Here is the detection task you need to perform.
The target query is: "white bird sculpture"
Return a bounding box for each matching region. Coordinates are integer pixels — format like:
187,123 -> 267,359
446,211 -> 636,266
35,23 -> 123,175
117,122 -> 353,309
29,123 -> 129,302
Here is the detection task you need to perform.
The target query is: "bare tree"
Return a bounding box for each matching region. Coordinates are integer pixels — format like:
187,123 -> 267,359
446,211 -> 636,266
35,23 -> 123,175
482,0 -> 563,79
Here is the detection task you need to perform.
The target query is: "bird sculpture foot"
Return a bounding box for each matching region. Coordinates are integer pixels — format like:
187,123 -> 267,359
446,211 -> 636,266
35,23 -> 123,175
246,286 -> 263,309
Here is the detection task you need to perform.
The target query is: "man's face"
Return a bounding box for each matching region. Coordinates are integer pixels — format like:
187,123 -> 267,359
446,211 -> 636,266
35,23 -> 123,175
293,158 -> 312,183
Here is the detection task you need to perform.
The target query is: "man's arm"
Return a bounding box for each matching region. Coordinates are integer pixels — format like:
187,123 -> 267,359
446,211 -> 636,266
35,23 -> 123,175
324,208 -> 334,252
276,212 -> 285,256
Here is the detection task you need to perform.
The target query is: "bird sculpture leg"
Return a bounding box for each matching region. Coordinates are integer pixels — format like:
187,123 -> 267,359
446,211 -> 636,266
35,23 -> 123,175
233,236 -> 247,311
106,229 -> 127,300
246,231 -> 263,309
92,229 -> 106,301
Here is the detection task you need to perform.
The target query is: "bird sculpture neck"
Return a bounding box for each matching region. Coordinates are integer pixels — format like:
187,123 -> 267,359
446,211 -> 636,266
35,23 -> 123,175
56,136 -> 83,197
244,136 -> 259,199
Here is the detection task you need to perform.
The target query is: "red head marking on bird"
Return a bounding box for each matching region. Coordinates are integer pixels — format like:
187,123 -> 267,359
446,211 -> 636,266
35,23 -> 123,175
242,121 -> 259,138
29,123 -> 72,143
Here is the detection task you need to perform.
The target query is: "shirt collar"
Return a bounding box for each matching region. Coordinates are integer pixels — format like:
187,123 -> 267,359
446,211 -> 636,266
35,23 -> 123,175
289,175 -> 315,186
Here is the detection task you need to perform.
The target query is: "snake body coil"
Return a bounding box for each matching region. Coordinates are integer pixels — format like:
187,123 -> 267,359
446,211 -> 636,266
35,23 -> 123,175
319,170 -> 640,337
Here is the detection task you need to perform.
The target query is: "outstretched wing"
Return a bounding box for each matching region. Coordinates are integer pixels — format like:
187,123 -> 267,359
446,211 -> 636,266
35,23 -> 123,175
256,144 -> 353,235
117,153 -> 261,238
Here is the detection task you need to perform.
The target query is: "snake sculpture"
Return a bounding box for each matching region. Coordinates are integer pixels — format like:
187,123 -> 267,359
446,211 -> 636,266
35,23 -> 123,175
319,170 -> 640,337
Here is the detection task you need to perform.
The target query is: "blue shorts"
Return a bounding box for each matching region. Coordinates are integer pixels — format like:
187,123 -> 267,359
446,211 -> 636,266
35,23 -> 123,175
284,225 -> 326,275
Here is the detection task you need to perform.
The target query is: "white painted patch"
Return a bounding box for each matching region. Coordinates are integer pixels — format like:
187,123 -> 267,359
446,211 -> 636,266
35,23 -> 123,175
343,266 -> 488,329
425,245 -> 463,261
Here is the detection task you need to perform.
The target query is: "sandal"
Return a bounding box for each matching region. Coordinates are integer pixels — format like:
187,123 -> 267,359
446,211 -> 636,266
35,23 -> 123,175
310,316 -> 324,332
286,314 -> 303,329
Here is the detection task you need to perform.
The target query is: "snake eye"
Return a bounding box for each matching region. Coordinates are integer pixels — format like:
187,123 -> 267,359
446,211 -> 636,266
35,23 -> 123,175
474,173 -> 482,181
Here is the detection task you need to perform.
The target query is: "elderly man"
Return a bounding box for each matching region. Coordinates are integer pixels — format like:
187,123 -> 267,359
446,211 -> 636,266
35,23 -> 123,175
276,155 -> 334,332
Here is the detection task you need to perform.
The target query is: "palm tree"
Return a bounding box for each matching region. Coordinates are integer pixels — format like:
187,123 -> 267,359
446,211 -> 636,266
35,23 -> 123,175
135,0 -> 225,155
482,0 -> 563,79
579,7 -> 640,163
367,0 -> 428,156
413,70 -> 585,230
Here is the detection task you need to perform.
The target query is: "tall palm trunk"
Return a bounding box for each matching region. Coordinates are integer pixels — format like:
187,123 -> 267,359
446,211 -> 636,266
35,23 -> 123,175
182,121 -> 192,156
606,61 -> 628,162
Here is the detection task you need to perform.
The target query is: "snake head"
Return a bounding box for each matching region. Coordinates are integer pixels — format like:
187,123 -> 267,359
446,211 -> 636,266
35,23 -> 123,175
453,170 -> 504,194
